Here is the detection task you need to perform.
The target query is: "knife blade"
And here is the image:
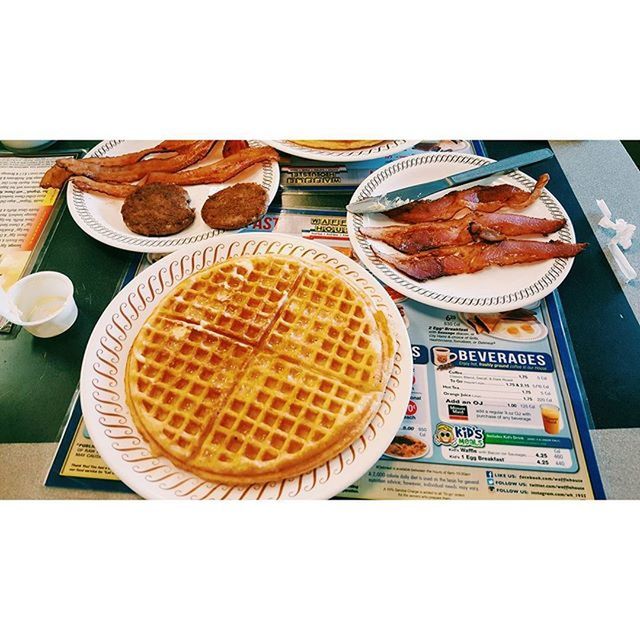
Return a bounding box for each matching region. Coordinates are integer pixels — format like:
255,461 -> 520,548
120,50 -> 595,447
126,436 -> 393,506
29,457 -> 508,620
346,148 -> 554,215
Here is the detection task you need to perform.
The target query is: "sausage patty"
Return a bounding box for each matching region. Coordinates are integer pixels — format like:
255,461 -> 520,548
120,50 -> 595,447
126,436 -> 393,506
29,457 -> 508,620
121,184 -> 195,236
201,182 -> 268,230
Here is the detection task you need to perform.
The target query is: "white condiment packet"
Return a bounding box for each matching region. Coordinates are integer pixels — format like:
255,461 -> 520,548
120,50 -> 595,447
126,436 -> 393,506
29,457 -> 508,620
609,240 -> 638,283
614,221 -> 637,250
596,198 -> 614,221
595,198 -> 637,281
597,199 -> 636,247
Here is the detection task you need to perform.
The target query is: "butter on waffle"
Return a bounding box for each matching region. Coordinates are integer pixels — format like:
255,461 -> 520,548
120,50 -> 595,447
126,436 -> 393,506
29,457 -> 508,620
125,255 -> 395,485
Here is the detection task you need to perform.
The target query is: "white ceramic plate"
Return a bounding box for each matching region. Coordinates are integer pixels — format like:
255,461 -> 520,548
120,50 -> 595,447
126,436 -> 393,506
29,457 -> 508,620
67,140 -> 279,253
347,153 -> 577,313
458,312 -> 548,343
264,140 -> 419,163
80,233 -> 412,499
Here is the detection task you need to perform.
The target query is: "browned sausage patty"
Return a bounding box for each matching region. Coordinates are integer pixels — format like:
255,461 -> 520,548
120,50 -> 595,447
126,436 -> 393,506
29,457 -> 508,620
121,184 -> 195,236
201,183 -> 268,230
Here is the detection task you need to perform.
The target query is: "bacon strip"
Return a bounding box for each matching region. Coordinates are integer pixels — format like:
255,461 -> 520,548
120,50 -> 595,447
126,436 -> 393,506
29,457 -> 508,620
75,150 -> 175,167
71,177 -> 137,198
40,164 -> 72,189
76,140 -> 199,166
57,140 -> 214,183
156,140 -> 200,151
385,174 -> 550,223
223,140 -> 249,157
145,146 -> 279,186
371,239 -> 587,281
362,211 -> 565,254
39,141 -> 200,189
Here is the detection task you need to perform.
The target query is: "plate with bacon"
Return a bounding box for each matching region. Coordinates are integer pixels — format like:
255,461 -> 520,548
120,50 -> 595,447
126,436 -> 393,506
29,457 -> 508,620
347,153 -> 587,313
44,140 -> 280,252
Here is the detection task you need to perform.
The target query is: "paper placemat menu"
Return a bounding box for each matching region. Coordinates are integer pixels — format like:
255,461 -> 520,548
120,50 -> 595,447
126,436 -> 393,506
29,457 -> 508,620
47,212 -> 602,498
0,154 -> 70,329
46,139 -> 603,498
339,297 -> 596,499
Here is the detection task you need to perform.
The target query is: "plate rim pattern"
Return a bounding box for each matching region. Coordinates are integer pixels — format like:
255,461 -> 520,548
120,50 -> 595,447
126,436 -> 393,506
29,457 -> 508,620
264,139 -> 419,162
348,152 -> 576,311
80,233 -> 412,499
67,140 -> 279,251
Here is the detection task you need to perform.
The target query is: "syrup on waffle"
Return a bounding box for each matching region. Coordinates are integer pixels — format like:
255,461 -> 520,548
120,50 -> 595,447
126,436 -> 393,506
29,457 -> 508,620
125,255 -> 395,485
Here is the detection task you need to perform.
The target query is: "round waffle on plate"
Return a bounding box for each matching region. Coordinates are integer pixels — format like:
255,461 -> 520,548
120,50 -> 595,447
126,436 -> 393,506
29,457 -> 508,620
263,139 -> 419,163
81,233 -> 412,499
126,255 -> 394,485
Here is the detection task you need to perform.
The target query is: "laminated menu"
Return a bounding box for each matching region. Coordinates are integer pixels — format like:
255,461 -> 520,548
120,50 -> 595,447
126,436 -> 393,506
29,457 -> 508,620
338,296 -> 600,499
47,209 -> 604,499
275,210 -> 603,499
0,153 -> 72,331
46,139 -> 604,498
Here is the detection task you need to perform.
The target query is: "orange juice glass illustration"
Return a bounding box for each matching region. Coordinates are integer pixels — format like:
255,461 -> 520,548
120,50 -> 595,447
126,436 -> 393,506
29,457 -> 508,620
541,404 -> 561,434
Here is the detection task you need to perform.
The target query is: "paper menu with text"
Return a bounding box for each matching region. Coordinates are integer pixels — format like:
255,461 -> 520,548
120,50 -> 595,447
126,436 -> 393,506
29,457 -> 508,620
47,212 -> 603,498
0,154 -> 70,329
339,295 -> 599,499
45,138 -> 603,498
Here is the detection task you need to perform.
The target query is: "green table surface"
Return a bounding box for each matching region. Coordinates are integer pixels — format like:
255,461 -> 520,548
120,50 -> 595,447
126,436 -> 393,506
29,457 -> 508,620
1,140 -> 133,443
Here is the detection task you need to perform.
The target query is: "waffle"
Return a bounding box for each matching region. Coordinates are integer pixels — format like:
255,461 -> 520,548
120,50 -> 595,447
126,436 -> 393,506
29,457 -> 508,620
290,140 -> 385,150
125,255 -> 395,485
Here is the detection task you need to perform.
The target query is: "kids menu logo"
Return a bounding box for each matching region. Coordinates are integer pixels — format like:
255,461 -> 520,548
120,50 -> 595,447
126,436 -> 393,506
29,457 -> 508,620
434,423 -> 485,449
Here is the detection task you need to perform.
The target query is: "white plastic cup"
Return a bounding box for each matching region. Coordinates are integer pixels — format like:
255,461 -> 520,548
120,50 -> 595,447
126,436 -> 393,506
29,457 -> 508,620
6,271 -> 78,338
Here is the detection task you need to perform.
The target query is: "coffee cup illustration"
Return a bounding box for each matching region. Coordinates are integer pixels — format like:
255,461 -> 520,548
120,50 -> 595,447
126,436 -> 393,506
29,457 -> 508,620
433,347 -> 457,366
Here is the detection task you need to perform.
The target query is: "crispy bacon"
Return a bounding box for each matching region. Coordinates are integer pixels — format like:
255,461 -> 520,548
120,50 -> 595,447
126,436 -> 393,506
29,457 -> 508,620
40,164 -> 72,189
71,177 -> 137,198
371,239 -> 587,281
156,140 -> 200,151
145,146 -> 279,186
57,140 -> 214,183
40,141 -> 200,188
223,140 -> 249,157
76,149 -> 177,167
362,211 -> 565,254
74,140 -> 199,167
385,174 -> 550,223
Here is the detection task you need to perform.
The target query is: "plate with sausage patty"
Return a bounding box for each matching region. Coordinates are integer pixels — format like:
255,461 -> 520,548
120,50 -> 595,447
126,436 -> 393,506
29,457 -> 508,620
66,140 -> 280,253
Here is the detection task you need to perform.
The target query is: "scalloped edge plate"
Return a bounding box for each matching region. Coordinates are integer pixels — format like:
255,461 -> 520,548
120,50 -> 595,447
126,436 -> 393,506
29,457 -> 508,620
67,140 -> 279,253
263,139 -> 419,163
80,232 -> 412,499
347,152 -> 577,313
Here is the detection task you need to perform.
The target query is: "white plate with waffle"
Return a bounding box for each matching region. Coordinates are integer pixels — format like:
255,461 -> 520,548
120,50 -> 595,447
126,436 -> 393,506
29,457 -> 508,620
67,140 -> 279,253
80,232 -> 412,499
263,140 -> 419,163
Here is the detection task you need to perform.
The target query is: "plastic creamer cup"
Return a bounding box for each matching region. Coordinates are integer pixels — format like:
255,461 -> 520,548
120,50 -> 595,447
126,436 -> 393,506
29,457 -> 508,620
6,271 -> 78,338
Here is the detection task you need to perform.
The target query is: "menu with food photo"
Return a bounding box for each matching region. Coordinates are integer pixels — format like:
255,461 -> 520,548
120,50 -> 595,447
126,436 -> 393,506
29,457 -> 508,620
44,139 -> 603,499
341,294 -> 602,499
0,153 -> 73,331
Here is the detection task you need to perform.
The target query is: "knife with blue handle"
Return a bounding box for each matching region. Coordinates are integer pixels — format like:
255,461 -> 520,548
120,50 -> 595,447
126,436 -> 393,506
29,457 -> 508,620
346,148 -> 554,215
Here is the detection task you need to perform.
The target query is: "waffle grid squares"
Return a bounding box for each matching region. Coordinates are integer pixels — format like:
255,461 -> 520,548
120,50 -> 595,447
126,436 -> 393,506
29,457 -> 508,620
264,268 -> 383,389
128,315 -> 253,460
126,255 -> 392,483
193,354 -> 369,470
161,257 -> 303,345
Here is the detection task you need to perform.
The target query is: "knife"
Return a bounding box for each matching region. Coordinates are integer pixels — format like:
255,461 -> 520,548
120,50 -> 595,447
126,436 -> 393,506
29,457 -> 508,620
346,148 -> 554,215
